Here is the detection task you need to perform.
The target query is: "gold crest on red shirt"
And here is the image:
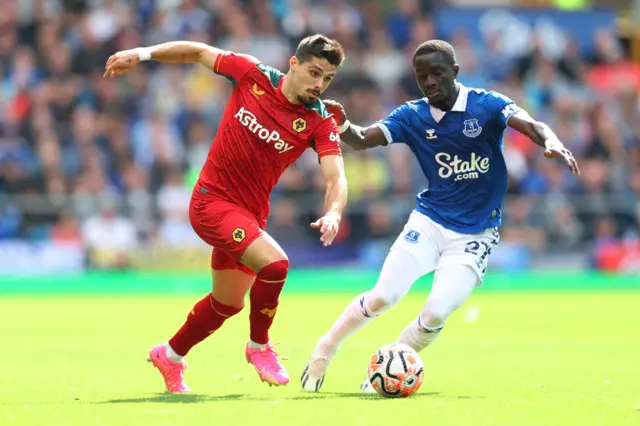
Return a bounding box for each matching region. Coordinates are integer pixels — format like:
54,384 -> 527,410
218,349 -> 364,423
292,118 -> 307,133
232,228 -> 246,242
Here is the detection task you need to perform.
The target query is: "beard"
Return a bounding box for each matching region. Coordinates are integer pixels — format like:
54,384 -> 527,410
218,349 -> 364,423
297,94 -> 318,107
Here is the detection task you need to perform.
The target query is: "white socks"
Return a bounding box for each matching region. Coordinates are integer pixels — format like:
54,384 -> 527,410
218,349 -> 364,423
248,340 -> 268,350
312,248 -> 426,360
396,265 -> 477,352
164,342 -> 184,363
312,293 -> 375,359
396,318 -> 445,352
164,340 -> 268,365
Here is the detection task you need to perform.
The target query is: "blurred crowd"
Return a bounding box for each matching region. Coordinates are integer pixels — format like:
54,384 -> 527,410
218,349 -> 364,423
1,0 -> 639,269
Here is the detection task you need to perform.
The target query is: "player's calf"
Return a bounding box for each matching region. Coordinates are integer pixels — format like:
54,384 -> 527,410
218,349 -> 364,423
301,286 -> 406,393
169,293 -> 244,357
396,266 -> 478,352
301,292 -> 381,392
304,247 -> 425,392
312,290 -> 394,358
248,259 -> 289,346
312,247 -> 422,359
396,315 -> 445,352
245,259 -> 290,386
316,292 -> 382,356
395,295 -> 454,351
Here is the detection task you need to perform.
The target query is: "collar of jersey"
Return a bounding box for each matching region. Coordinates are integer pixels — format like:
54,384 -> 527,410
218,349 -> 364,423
275,75 -> 307,111
426,82 -> 469,123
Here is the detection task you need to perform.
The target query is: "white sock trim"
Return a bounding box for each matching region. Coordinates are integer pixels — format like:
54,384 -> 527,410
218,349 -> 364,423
249,340 -> 268,350
164,342 -> 184,363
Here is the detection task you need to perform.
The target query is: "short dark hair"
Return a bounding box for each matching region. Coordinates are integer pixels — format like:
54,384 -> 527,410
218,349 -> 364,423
413,40 -> 456,66
295,34 -> 345,67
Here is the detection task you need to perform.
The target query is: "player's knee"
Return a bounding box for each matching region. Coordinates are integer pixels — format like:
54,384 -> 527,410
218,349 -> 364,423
364,290 -> 397,315
257,259 -> 290,284
420,299 -> 451,327
196,294 -> 244,325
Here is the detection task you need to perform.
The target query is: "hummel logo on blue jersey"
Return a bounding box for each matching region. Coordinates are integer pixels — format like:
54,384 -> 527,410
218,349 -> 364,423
377,83 -> 514,233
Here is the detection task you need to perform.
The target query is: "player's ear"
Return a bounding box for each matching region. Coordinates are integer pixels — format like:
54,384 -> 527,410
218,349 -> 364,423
452,64 -> 460,79
289,56 -> 298,71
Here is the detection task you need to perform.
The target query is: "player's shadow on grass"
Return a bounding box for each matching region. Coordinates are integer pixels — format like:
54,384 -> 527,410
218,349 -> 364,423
287,391 -> 441,401
101,393 -> 246,404
100,391 -> 445,404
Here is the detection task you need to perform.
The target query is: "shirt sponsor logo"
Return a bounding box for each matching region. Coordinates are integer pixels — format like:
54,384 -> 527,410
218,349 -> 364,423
235,106 -> 295,154
435,152 -> 490,181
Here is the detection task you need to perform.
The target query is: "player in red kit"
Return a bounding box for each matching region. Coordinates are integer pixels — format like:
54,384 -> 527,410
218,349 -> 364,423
103,35 -> 347,391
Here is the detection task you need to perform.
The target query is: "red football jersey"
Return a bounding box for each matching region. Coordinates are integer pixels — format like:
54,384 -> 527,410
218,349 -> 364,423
195,51 -> 342,220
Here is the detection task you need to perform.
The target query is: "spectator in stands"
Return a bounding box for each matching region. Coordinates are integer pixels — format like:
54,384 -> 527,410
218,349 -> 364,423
0,0 -> 637,272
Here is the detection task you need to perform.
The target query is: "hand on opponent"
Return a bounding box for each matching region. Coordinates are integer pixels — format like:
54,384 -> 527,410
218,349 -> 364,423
323,99 -> 348,129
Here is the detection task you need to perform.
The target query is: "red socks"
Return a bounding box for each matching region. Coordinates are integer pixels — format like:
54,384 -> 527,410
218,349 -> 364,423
169,293 -> 242,356
168,259 -> 289,355
249,260 -> 289,344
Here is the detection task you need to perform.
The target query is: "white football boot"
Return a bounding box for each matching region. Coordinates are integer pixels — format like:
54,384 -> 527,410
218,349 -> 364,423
300,356 -> 330,392
360,377 -> 376,393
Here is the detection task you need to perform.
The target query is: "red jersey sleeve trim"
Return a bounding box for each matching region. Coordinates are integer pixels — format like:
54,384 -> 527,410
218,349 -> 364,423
213,52 -> 224,74
317,148 -> 342,157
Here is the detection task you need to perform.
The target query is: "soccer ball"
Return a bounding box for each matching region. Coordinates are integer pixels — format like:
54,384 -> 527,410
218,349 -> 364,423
367,343 -> 424,398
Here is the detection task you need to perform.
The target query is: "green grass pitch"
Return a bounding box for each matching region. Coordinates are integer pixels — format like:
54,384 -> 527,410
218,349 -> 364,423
1,291 -> 639,426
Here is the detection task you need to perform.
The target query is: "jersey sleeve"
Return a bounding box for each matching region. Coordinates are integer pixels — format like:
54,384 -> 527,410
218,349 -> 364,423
213,51 -> 259,84
372,103 -> 411,145
312,118 -> 342,158
486,91 -> 521,128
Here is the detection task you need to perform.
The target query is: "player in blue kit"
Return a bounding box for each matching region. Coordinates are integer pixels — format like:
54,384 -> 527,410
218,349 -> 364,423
301,40 -> 580,392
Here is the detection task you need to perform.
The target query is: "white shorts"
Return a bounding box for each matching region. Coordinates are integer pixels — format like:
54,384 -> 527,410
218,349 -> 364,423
390,211 -> 500,285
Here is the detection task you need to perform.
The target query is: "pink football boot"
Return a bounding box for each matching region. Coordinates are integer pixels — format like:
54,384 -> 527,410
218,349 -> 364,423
245,343 -> 290,386
147,344 -> 191,393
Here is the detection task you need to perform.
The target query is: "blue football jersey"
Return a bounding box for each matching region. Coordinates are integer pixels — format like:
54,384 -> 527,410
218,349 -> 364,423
375,84 -> 520,234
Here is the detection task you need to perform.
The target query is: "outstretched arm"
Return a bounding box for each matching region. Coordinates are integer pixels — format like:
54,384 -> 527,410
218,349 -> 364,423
310,154 -> 348,247
323,100 -> 387,150
103,41 -> 224,78
507,110 -> 581,175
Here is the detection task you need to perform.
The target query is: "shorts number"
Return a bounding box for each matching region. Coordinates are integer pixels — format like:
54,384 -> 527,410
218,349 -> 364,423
465,241 -> 480,254
465,240 -> 493,271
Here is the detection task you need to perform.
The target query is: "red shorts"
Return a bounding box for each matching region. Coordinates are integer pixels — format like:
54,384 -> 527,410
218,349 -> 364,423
189,197 -> 266,276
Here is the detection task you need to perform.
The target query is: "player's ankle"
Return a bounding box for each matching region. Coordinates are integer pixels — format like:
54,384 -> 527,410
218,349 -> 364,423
314,337 -> 338,359
248,340 -> 268,350
164,342 -> 184,363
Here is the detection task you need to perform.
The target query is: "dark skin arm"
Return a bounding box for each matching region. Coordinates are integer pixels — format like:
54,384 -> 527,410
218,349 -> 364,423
325,99 -> 581,176
323,100 -> 387,150
339,124 -> 387,150
506,110 -> 580,175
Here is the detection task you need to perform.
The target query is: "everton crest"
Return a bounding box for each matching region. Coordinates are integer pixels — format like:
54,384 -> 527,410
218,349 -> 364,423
463,118 -> 482,138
